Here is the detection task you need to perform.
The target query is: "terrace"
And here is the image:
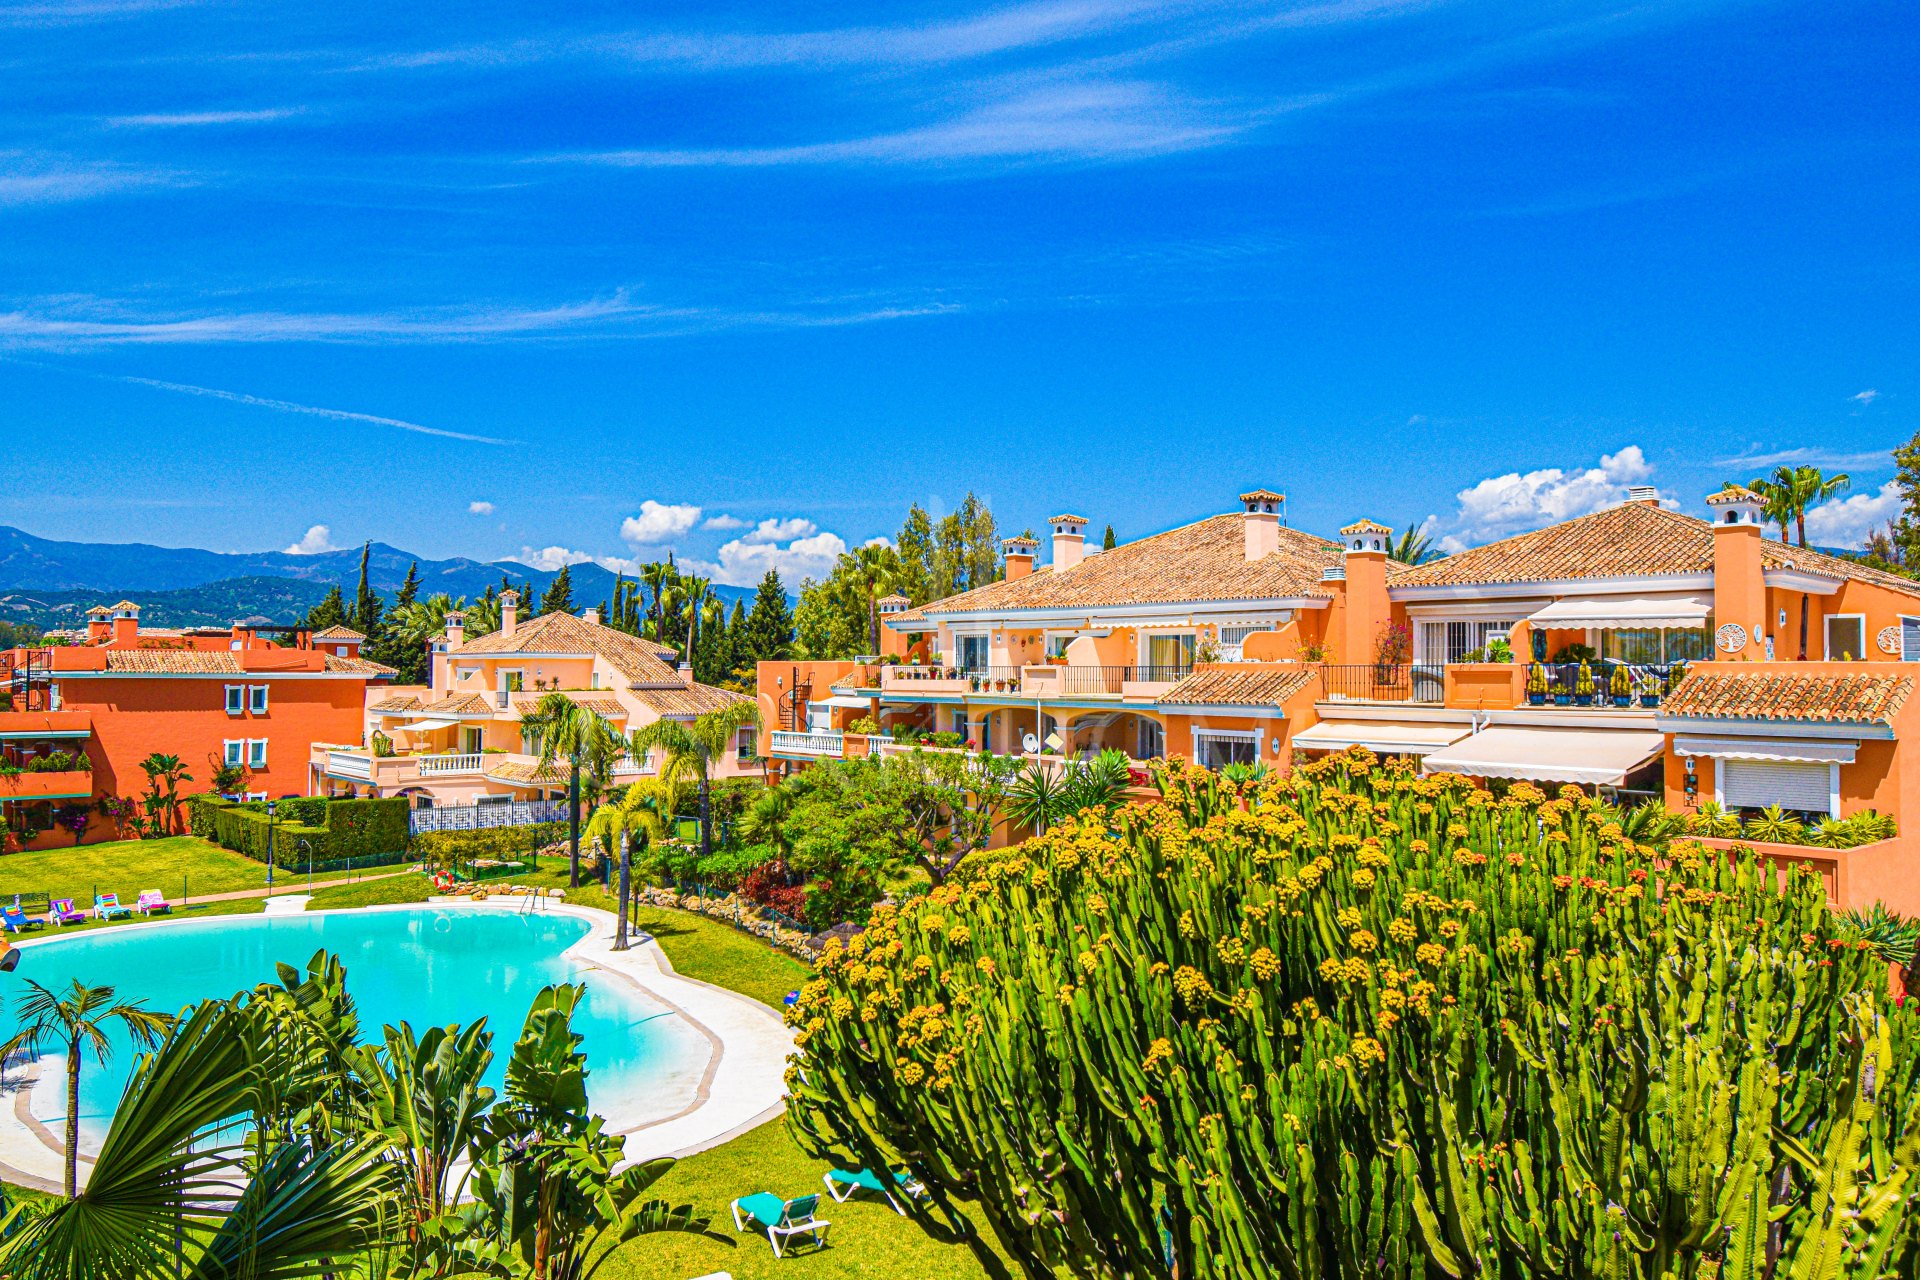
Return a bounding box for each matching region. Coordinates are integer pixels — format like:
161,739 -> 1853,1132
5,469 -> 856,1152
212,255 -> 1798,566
879,662 -> 1191,701
311,743 -> 656,791
1313,660 -> 1684,713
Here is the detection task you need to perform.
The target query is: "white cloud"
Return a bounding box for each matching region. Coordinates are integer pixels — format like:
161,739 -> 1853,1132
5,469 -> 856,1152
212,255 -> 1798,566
619,499 -> 703,545
468,500 -> 494,515
689,529 -> 850,587
1450,445 -> 1657,540
1853,389 -> 1881,405
1713,445 -> 1893,472
701,513 -> 747,531
743,516 -> 817,543
1804,480 -> 1901,549
283,524 -> 337,556
105,108 -> 302,128
0,155 -> 178,206
518,545 -> 597,571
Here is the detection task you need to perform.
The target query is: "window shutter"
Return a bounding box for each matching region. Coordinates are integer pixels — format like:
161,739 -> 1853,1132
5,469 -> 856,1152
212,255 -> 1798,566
1903,617 -> 1920,663
1722,760 -> 1831,814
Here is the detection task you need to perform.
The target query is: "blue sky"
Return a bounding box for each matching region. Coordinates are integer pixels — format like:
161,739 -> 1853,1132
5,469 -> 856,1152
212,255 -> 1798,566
1,0 -> 1914,584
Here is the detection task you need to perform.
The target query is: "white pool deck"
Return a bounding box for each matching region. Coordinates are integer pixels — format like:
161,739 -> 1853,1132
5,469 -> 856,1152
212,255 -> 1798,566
0,897 -> 798,1193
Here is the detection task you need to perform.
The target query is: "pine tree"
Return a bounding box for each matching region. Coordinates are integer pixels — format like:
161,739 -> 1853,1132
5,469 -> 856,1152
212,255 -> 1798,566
741,570 -> 794,666
722,599 -> 749,685
350,542 -> 383,635
894,504 -> 937,606
1894,430 -> 1920,567
365,561 -> 423,679
391,561 -> 420,613
306,584 -> 348,631
537,565 -> 575,616
1102,524 -> 1116,550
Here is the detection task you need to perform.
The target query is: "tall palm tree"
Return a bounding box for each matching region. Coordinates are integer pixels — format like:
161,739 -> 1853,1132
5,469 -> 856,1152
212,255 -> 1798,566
1745,465 -> 1853,657
135,752 -> 190,836
0,980 -> 172,1197
640,561 -> 678,642
855,543 -> 900,656
1388,523 -> 1439,566
524,693 -> 619,888
681,574 -> 714,666
584,779 -> 677,950
629,701 -> 761,862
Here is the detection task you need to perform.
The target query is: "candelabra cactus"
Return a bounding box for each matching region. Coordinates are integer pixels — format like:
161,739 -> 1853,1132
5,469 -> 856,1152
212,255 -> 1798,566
784,749 -> 1920,1279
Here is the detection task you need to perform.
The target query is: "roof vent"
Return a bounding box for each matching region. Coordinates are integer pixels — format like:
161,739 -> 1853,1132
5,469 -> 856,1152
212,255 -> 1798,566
1320,565 -> 1346,582
1626,485 -> 1661,506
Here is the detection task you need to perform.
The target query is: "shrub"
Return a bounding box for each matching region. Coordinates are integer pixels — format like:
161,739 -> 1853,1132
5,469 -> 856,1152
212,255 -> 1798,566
201,793 -> 410,867
412,822 -> 565,866
790,750 -> 1920,1279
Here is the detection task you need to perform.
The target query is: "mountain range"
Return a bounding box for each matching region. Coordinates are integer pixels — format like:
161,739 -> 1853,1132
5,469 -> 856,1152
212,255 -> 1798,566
0,527 -> 757,630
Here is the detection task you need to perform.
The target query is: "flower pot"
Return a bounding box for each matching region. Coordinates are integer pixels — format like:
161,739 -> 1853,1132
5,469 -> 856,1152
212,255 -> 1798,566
1641,694 -> 1660,708
1553,693 -> 1571,706
1528,693 -> 1546,706
1574,694 -> 1593,707
1612,695 -> 1632,708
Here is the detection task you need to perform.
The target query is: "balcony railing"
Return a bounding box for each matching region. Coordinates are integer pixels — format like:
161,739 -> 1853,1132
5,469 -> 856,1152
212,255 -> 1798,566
1524,662 -> 1674,709
1319,664 -> 1447,704
409,798 -> 569,835
769,729 -> 847,758
417,753 -> 486,777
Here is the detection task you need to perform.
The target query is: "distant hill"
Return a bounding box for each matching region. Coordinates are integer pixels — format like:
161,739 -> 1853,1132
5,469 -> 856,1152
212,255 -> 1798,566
0,526 -> 762,623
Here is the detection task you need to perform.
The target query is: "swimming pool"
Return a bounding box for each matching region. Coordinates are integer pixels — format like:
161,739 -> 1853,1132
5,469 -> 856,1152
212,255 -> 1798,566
1,906 -> 712,1156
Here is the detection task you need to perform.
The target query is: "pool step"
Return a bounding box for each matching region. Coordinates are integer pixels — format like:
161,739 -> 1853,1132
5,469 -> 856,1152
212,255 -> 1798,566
263,895 -> 312,914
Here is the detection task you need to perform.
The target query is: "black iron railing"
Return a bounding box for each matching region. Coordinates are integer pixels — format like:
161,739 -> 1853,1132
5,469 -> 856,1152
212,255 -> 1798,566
1319,664 -> 1447,704
1524,662 -> 1674,708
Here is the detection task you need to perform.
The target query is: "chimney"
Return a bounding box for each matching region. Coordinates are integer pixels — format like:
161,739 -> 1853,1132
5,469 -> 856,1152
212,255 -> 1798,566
1002,535 -> 1039,579
445,610 -> 465,649
1707,486 -> 1767,660
583,607 -> 600,626
85,606 -> 111,644
109,600 -> 140,646
1049,514 -> 1088,573
1627,485 -> 1662,508
1240,488 -> 1284,562
1339,520 -> 1393,668
678,661 -> 695,688
500,590 -> 519,638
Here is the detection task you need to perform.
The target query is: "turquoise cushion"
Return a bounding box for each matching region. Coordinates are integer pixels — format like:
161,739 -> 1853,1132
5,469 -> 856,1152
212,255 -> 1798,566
830,1168 -> 885,1192
735,1192 -> 787,1229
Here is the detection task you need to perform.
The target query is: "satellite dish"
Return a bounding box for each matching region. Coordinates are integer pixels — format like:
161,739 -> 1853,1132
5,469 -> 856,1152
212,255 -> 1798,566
1022,733 -> 1040,754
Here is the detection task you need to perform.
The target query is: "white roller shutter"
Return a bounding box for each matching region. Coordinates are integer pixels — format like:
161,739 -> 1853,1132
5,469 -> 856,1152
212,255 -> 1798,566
1903,615 -> 1920,662
1721,759 -> 1833,814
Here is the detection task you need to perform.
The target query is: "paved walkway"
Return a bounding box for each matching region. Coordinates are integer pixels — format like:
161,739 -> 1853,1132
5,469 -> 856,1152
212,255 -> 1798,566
179,868 -> 416,906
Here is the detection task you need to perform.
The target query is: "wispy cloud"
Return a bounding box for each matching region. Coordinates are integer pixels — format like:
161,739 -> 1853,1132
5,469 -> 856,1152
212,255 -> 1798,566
548,79 -> 1251,168
113,374 -> 516,445
0,154 -> 180,206
467,500 -> 495,516
0,0 -> 206,29
1712,446 -> 1894,472
1852,389 -> 1880,406
105,108 -> 303,127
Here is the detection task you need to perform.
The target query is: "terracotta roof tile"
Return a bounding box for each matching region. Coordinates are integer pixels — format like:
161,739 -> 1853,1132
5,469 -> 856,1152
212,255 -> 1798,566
484,759 -> 568,786
325,653 -> 398,677
1160,664 -> 1315,707
89,650 -> 394,677
1340,518 -> 1393,536
629,683 -> 752,718
919,514 -> 1368,616
1707,485 -> 1763,505
369,694 -> 423,713
311,625 -> 365,641
1392,501 -> 1920,598
1239,488 -> 1286,504
1663,670 -> 1913,726
421,693 -> 494,715
451,612 -> 683,684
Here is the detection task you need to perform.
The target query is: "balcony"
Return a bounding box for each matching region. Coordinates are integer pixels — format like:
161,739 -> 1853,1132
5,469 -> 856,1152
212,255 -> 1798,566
316,746 -> 619,790
769,729 -> 846,758
1319,664 -> 1448,705
879,664 -> 1193,701
0,770 -> 93,802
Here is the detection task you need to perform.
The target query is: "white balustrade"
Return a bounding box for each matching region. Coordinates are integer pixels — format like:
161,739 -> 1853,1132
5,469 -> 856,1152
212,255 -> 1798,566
770,730 -> 845,757
417,753 -> 486,776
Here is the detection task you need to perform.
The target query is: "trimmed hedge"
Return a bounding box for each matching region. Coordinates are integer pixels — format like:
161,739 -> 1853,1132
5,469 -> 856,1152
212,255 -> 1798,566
188,792 -> 410,870
412,821 -> 565,866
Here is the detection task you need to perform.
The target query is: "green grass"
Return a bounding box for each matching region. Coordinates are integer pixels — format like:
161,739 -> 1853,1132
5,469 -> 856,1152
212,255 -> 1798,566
306,871 -> 437,910
3,835 -> 268,909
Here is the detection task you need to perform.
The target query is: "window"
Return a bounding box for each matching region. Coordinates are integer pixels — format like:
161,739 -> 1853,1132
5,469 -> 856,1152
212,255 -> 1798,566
955,634 -> 990,672
224,685 -> 244,715
246,739 -> 268,769
1218,625 -> 1271,662
223,739 -> 244,767
1720,759 -> 1836,818
1600,625 -> 1714,665
1137,719 -> 1165,760
1825,615 -> 1866,662
1145,633 -> 1195,676
1191,728 -> 1259,770
248,685 -> 268,714
737,727 -> 756,762
1903,616 -> 1920,662
1416,620 -> 1515,664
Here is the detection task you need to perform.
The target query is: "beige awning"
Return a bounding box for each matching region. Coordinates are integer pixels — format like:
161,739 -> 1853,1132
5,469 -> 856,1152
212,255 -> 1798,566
1674,735 -> 1856,765
1421,725 -> 1664,786
1527,592 -> 1711,630
1293,720 -> 1471,756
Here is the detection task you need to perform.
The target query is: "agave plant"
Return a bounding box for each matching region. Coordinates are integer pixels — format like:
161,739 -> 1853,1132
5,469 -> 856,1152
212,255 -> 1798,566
1840,903 -> 1920,967
1744,802 -> 1806,845
1686,800 -> 1743,839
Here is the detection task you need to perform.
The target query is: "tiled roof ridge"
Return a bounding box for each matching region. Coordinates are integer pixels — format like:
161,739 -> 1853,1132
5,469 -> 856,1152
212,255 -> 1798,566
1663,669 -> 1913,726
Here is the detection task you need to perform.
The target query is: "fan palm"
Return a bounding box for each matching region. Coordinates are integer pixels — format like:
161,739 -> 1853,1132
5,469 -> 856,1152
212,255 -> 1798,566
134,753 -> 190,837
680,575 -> 714,667
0,980 -> 173,1198
524,693 -> 621,888
1744,465 -> 1851,657
629,701 -> 760,862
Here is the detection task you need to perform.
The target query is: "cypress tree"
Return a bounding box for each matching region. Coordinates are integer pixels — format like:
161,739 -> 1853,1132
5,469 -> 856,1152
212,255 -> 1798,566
350,543 -> 382,635
306,584 -> 348,631
722,599 -> 748,683
741,570 -> 794,665
1102,524 -> 1116,550
537,564 -> 575,616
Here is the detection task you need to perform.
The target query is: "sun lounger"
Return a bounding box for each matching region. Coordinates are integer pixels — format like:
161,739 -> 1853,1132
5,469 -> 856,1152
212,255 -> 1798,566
731,1192 -> 830,1258
823,1168 -> 927,1215
94,894 -> 132,921
135,890 -> 172,916
1,906 -> 43,934
46,899 -> 86,926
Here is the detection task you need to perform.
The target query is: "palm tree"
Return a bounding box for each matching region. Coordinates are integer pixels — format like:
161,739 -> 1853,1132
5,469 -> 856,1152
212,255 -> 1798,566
0,980 -> 172,1197
641,561 -> 678,642
585,779 -> 677,950
1746,465 -> 1852,657
854,543 -> 900,656
681,574 -> 715,666
629,700 -> 761,862
1388,523 -> 1439,566
135,752 -> 190,836
524,693 -> 620,888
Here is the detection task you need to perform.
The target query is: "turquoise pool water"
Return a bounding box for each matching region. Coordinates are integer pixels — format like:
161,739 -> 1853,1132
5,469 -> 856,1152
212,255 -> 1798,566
1,907 -> 707,1153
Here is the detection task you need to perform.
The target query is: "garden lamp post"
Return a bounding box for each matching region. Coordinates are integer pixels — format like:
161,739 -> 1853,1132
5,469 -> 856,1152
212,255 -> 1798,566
296,837 -> 313,894
613,832 -> 632,952
265,800 -> 277,889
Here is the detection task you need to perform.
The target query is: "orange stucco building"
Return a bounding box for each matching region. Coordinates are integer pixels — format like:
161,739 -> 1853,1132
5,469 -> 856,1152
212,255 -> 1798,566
1,602 -> 393,849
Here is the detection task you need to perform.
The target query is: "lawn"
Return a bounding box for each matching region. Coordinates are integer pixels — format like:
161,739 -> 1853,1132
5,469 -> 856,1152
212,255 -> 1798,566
2,835 -> 268,910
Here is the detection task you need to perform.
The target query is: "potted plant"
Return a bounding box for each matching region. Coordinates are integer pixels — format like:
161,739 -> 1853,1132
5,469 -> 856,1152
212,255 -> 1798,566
1573,660 -> 1596,707
1636,671 -> 1662,708
1608,664 -> 1633,707
1486,637 -> 1514,664
1525,662 -> 1549,706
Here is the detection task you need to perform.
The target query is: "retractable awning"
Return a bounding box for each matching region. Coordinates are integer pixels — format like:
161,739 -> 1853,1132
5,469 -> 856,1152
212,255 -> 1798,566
1421,725 -> 1664,786
1292,720 -> 1471,756
814,693 -> 876,709
1527,593 -> 1712,630
399,717 -> 460,731
1674,735 -> 1857,765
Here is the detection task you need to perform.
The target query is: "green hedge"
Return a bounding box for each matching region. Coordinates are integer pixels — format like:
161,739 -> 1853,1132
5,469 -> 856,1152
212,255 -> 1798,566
193,793 -> 410,869
412,822 -> 564,866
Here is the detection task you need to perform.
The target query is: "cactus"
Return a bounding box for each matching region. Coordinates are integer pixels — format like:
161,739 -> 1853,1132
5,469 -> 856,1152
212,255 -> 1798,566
1609,664 -> 1632,699
1526,663 -> 1549,698
785,749 -> 1920,1279
1575,660 -> 1597,699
